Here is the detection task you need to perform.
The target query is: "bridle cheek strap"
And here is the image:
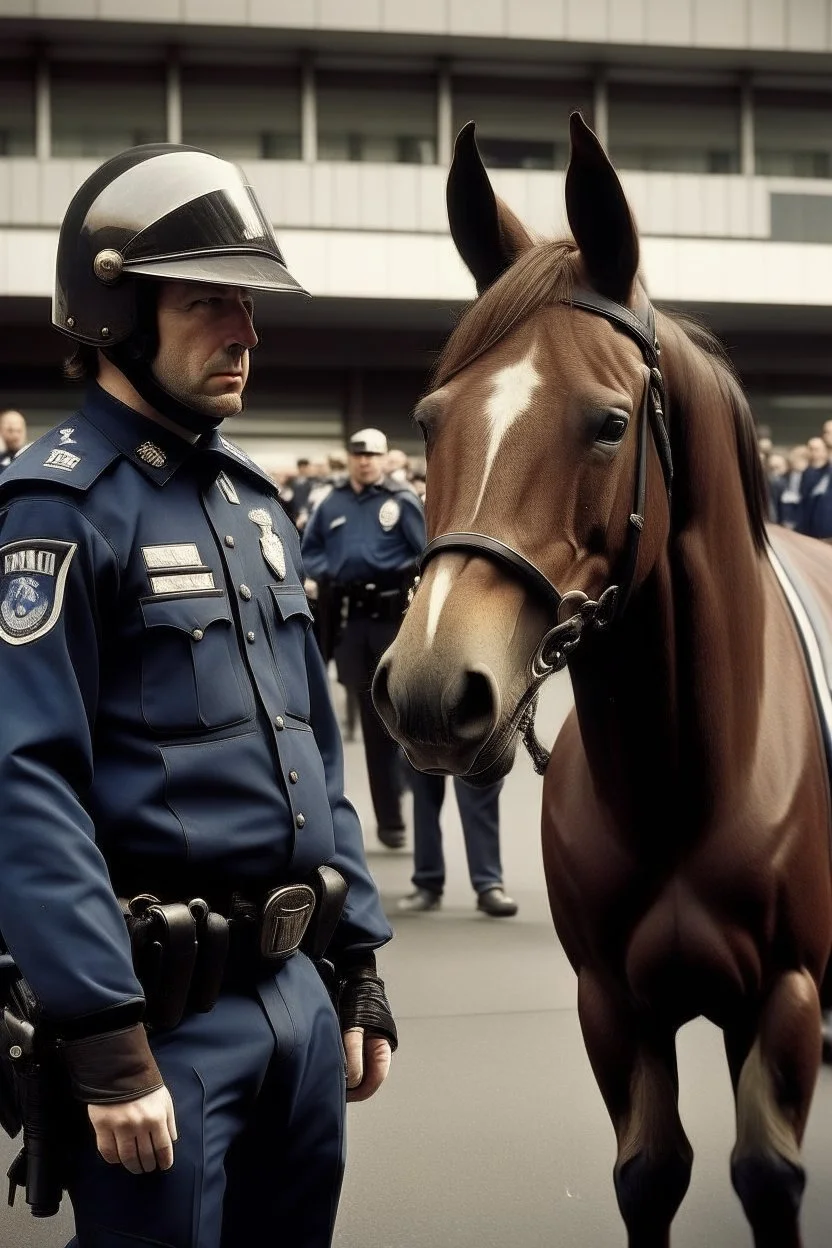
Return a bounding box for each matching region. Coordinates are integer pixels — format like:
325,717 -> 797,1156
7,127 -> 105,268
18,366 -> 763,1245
414,287 -> 673,776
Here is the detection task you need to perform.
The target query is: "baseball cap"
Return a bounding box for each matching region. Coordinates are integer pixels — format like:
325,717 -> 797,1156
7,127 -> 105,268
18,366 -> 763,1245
348,429 -> 388,456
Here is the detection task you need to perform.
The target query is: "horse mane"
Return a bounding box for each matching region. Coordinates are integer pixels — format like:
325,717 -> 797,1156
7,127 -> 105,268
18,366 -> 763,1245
433,241 -> 769,553
663,312 -> 769,553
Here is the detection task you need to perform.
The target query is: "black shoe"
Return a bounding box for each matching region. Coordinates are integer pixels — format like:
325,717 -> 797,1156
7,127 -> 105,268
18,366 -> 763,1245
397,888 -> 441,913
377,825 -> 406,849
476,887 -> 518,918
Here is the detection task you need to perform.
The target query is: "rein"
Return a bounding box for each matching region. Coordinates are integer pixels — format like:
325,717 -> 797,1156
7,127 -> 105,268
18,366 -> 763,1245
416,287 -> 674,776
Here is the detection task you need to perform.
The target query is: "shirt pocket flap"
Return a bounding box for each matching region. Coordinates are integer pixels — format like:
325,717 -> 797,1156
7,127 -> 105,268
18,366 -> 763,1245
269,586 -> 313,625
140,593 -> 230,635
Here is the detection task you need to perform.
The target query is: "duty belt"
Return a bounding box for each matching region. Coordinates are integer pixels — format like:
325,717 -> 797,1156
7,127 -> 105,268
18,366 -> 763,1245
119,866 -> 349,1031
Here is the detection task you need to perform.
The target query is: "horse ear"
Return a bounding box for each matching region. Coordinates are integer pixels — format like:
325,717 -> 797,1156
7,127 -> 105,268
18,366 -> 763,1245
565,112 -> 639,304
447,122 -> 534,295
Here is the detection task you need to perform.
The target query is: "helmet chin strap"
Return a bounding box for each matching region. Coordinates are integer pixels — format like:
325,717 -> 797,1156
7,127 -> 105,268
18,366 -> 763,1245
104,343 -> 232,435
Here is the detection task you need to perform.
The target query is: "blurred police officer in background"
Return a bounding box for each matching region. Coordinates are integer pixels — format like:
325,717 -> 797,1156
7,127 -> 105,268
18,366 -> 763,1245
301,429 -> 423,848
0,409 -> 30,471
0,143 -> 396,1248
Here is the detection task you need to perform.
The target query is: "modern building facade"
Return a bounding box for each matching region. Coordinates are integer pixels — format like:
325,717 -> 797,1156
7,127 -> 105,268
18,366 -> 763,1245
2,0 -> 832,462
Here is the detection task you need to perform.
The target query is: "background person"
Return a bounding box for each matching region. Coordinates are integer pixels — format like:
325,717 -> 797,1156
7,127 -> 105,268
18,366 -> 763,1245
398,775 -> 518,917
301,428 -> 423,848
0,409 -> 30,471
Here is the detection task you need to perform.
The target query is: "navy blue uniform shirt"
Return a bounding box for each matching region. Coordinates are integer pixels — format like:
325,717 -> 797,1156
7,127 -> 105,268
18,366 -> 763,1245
0,385 -> 391,1026
301,477 -> 425,583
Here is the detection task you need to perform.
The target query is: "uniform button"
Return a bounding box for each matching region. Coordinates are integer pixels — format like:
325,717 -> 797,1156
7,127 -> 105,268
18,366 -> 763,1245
224,535 -> 235,548
191,628 -> 204,641
275,715 -> 285,730
239,584 -> 252,600
295,813 -> 306,829
246,630 -> 256,643
289,770 -> 299,784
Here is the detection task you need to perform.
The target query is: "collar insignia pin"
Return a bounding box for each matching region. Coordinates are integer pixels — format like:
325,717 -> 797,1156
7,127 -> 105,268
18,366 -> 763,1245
135,441 -> 167,468
249,509 -> 286,581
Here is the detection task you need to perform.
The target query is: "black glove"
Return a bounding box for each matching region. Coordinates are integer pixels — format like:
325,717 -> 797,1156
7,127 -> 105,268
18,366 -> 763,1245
337,954 -> 398,1052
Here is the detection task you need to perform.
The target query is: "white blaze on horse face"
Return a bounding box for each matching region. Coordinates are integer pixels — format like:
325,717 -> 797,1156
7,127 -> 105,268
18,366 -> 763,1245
425,564 -> 454,648
471,348 -> 542,522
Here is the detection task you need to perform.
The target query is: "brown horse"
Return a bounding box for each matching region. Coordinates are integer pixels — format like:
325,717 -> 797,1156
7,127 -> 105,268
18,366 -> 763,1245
373,114 -> 832,1248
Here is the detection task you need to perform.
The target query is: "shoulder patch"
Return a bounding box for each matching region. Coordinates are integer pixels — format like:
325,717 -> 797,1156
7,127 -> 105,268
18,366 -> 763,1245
0,419 -> 119,496
0,540 -> 76,646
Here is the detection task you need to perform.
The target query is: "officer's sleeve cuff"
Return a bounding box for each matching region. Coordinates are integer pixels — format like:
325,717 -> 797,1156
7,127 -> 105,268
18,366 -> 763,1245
59,1023 -> 164,1104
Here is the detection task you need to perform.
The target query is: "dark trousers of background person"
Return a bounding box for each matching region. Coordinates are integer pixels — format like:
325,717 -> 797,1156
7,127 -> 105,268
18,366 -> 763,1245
410,774 -> 505,896
335,616 -> 410,832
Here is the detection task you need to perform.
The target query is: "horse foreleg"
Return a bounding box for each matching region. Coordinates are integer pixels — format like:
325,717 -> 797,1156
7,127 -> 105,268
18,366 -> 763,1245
578,969 -> 692,1248
727,970 -> 821,1248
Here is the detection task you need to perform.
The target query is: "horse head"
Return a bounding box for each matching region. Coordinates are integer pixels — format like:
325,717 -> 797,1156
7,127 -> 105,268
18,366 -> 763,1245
373,114 -> 674,782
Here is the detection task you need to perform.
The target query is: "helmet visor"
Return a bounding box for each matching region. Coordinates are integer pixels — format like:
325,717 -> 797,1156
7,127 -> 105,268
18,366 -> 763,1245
125,250 -> 308,295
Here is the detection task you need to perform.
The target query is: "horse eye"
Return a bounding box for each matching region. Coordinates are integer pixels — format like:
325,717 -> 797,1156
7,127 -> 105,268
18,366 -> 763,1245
596,412 -> 629,445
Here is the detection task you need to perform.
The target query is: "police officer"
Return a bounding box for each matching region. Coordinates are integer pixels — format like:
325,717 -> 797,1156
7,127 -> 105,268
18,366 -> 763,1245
301,429 -> 423,848
0,144 -> 396,1248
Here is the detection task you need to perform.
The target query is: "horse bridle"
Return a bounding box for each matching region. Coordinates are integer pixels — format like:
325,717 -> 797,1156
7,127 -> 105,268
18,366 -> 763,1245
414,287 -> 674,775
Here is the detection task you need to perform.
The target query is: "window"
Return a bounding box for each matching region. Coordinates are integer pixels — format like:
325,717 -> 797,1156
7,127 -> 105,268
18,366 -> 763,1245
756,90 -> 832,179
51,63 -> 166,159
452,77 -> 592,171
317,71 -> 436,164
0,62 -> 35,156
609,83 -> 740,174
182,66 -> 301,162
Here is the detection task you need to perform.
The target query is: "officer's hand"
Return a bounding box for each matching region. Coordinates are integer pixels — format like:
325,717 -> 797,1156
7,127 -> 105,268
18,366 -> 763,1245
87,1085 -> 178,1175
343,1026 -> 392,1103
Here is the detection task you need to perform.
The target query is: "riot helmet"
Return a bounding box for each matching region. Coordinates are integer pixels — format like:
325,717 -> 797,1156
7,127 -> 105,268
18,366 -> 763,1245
53,143 -> 307,430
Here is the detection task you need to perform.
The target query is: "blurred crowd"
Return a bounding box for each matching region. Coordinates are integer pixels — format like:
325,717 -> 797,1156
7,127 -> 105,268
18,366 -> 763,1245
0,409 -> 31,473
272,446 -> 426,532
761,421 -> 832,540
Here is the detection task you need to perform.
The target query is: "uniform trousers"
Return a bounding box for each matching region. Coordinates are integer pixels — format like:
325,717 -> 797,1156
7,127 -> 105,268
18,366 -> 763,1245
65,952 -> 345,1248
335,616 -> 410,831
410,775 -> 505,896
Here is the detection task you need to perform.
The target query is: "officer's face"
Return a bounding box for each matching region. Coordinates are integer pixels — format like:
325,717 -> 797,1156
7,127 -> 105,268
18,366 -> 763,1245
348,452 -> 385,488
154,282 -> 258,418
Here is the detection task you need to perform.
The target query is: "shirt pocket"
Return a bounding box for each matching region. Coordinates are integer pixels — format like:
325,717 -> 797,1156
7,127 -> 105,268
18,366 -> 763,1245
140,593 -> 255,734
263,584 -> 314,721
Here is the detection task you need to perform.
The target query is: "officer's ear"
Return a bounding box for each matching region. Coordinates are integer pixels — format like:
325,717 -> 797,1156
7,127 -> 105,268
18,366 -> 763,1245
447,122 -> 534,295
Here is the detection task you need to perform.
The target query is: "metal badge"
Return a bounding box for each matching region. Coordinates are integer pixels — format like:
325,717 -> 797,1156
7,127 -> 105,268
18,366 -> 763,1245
58,428 -> 76,445
378,499 -> 401,531
249,509 -> 286,581
0,541 -> 77,647
135,441 -> 167,468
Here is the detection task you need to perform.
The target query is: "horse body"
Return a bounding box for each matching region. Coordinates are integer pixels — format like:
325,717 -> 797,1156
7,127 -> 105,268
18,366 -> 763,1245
373,114 -> 832,1247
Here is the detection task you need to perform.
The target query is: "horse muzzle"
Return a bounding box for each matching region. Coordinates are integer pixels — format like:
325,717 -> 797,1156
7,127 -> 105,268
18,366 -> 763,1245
371,656 -> 503,775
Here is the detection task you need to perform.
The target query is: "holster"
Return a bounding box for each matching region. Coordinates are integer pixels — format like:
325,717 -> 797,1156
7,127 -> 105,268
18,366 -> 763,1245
0,949 -> 68,1219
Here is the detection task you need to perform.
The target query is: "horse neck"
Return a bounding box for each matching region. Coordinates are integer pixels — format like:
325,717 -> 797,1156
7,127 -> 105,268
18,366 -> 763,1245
568,329 -> 766,825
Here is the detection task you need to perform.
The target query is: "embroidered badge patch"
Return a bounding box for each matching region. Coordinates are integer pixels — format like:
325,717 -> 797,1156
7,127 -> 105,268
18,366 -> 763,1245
217,472 -> 240,505
378,499 -> 401,531
0,540 -> 77,646
249,509 -> 286,580
43,449 -> 80,472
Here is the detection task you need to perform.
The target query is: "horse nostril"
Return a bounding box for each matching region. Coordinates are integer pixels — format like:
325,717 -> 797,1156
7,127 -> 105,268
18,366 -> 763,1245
371,659 -> 394,726
447,668 -> 499,744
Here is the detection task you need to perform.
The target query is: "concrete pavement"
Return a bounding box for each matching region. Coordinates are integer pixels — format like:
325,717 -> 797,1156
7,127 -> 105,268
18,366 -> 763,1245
2,672 -> 831,1246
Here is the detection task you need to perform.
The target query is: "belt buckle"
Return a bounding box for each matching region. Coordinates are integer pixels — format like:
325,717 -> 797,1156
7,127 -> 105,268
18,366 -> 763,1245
260,884 -> 316,962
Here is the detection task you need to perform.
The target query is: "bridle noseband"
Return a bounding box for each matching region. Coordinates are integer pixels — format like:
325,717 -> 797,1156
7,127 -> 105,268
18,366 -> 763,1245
414,287 -> 674,775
